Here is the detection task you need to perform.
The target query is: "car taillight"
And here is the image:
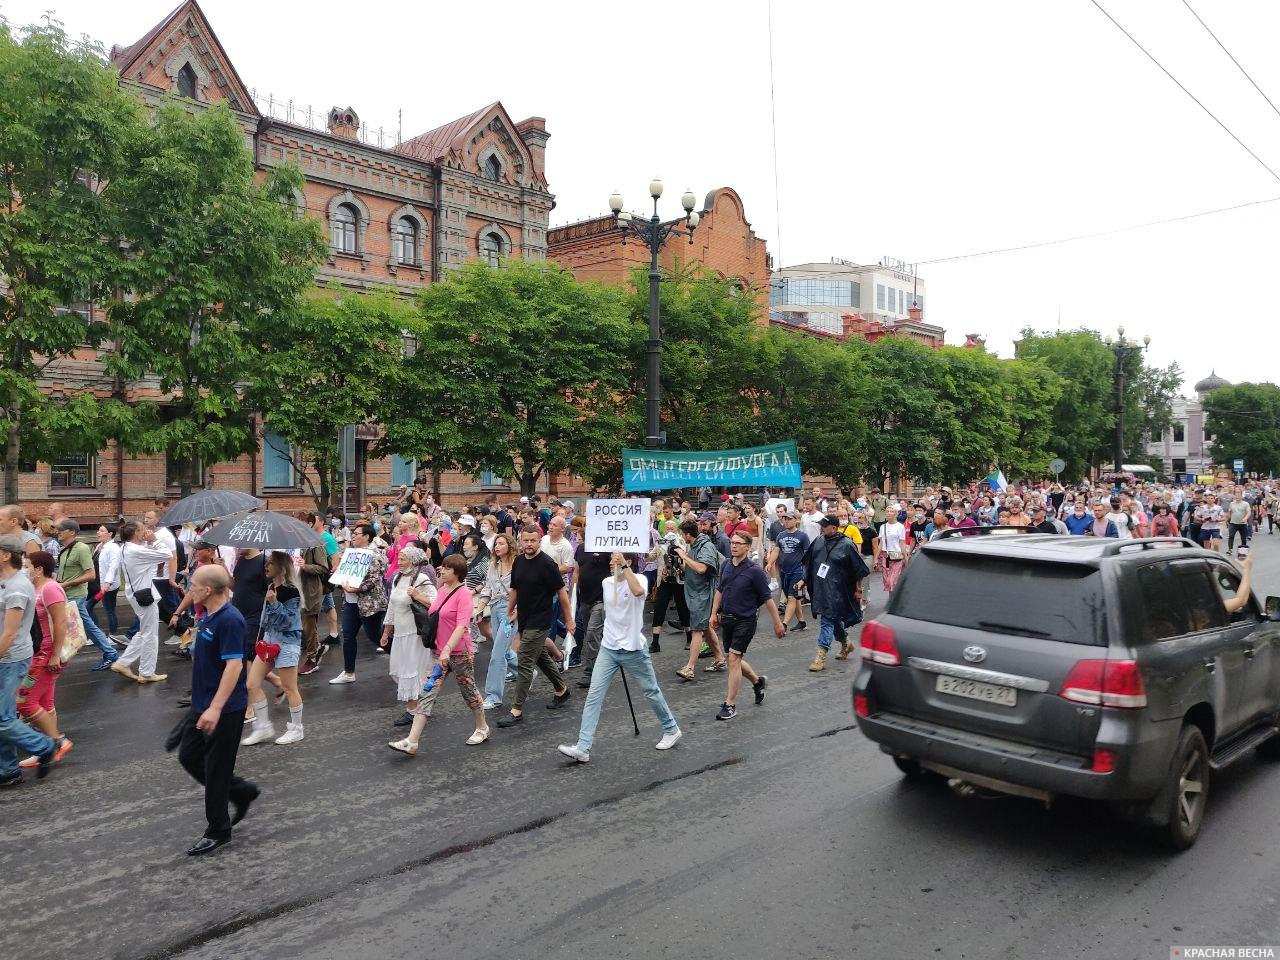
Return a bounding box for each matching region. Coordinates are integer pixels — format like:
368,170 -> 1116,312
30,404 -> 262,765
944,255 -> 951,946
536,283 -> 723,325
1091,748 -> 1116,773
1060,659 -> 1147,708
860,620 -> 900,666
854,694 -> 870,717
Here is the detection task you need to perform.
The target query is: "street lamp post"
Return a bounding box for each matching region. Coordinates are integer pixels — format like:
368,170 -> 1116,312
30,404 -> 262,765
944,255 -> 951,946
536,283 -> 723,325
1103,326 -> 1151,472
609,180 -> 700,449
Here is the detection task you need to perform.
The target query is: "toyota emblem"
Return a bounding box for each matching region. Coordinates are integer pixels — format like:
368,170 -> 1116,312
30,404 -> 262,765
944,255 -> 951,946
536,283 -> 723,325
962,645 -> 987,664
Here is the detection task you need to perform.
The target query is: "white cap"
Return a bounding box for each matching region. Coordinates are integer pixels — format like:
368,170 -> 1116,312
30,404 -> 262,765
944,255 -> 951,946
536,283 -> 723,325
519,496 -> 530,503
456,514 -> 476,528
563,500 -> 574,510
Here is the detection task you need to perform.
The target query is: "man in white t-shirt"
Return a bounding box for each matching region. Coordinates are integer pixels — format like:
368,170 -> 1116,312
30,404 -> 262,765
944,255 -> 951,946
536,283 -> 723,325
800,497 -> 824,544
557,552 -> 681,762
541,516 -> 576,649
1103,499 -> 1133,540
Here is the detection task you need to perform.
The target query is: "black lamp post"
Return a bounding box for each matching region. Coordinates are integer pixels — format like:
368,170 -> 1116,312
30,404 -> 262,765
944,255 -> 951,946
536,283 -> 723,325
609,180 -> 700,450
1104,326 -> 1151,472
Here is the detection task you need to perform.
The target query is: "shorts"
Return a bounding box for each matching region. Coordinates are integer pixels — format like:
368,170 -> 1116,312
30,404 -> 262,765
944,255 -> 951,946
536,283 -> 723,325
720,613 -> 758,656
321,591 -> 335,613
273,639 -> 302,669
781,566 -> 805,598
1199,527 -> 1219,545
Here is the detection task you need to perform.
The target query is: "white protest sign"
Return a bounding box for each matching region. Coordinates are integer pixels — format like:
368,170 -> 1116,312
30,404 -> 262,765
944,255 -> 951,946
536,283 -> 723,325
584,499 -> 651,553
329,547 -> 376,590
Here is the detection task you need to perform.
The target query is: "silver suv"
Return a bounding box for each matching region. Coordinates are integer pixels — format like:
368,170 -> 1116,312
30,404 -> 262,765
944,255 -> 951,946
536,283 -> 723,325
853,531 -> 1280,849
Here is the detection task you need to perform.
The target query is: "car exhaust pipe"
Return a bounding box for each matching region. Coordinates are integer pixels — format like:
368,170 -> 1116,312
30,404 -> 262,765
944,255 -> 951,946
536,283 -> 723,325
948,778 -> 977,798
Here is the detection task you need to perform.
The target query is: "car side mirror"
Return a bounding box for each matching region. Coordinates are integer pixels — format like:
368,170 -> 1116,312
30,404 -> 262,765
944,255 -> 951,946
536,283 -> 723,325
1267,596 -> 1280,622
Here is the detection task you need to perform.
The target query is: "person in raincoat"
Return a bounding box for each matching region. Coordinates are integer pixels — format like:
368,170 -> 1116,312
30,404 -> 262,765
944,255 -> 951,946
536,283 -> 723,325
798,514 -> 869,673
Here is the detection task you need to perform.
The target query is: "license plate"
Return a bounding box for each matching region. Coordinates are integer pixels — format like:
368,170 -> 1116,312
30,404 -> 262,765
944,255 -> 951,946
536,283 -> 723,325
936,674 -> 1017,707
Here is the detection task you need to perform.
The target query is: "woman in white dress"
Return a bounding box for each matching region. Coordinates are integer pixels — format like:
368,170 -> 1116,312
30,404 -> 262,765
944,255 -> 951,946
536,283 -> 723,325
381,545 -> 437,728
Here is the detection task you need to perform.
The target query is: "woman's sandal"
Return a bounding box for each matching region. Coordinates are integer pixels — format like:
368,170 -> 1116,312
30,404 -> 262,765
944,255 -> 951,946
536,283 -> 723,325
466,728 -> 490,746
387,738 -> 418,756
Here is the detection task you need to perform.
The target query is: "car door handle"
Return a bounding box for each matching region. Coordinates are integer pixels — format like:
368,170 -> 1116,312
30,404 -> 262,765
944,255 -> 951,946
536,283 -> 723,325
1243,645 -> 1256,659
1203,658 -> 1216,673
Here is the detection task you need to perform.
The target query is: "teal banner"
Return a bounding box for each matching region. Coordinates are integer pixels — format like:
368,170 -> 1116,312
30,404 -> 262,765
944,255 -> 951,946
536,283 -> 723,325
622,441 -> 803,492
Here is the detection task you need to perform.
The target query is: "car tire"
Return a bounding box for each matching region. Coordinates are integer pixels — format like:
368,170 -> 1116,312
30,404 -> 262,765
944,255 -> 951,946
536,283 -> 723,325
892,755 -> 926,779
1150,724 -> 1210,851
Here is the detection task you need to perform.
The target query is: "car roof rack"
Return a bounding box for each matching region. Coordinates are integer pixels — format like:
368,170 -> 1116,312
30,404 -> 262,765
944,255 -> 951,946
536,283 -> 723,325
934,526 -> 1037,539
1099,537 -> 1198,557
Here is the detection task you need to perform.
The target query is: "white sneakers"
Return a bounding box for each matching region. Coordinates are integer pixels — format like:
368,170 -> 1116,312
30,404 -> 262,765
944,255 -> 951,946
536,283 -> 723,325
275,723 -> 304,745
656,729 -> 683,751
241,726 -> 276,746
558,744 -> 590,763
328,672 -> 355,685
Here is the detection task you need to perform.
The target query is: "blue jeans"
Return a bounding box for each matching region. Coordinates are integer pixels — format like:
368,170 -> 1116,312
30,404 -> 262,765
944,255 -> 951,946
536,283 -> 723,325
817,615 -> 848,652
550,594 -> 565,642
341,601 -> 385,674
483,596 -> 518,705
575,647 -> 678,753
75,596 -> 116,660
86,589 -> 119,635
0,658 -> 54,777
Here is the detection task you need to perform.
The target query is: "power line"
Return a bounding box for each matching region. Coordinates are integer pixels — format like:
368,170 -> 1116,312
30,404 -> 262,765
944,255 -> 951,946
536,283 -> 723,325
1178,0 -> 1280,124
766,0 -> 784,270
1087,0 -> 1280,185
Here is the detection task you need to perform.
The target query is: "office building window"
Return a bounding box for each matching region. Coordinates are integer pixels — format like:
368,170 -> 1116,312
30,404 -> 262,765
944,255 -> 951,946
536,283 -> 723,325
50,452 -> 95,489
772,279 -> 856,306
262,430 -> 296,488
390,454 -> 416,488
1173,423 -> 1185,443
876,284 -> 885,310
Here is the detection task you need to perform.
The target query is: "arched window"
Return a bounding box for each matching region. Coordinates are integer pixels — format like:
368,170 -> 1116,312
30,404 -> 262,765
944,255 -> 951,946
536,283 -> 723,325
331,203 -> 358,254
484,154 -> 502,182
392,216 -> 417,264
479,231 -> 504,266
176,62 -> 197,99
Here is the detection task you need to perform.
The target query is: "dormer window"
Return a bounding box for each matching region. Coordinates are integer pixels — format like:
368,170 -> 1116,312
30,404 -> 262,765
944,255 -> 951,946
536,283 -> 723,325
484,154 -> 502,182
176,62 -> 197,99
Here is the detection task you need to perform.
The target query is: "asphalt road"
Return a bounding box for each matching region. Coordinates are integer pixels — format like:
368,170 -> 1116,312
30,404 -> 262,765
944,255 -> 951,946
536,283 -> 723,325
4,533 -> 1280,960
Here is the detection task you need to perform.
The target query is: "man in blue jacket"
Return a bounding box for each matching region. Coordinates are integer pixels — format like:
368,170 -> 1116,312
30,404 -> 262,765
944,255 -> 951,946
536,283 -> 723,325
797,515 -> 870,672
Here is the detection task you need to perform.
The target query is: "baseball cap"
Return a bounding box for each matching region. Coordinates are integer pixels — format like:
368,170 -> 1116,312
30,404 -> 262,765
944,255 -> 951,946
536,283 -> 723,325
818,514 -> 841,528
56,519 -> 80,534
456,514 -> 477,528
519,496 -> 529,503
563,500 -> 574,510
698,511 -> 716,522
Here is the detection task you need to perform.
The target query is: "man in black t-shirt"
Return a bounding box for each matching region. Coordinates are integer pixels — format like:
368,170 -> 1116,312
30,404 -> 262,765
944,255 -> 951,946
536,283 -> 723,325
572,544 -> 613,689
496,527 -> 574,728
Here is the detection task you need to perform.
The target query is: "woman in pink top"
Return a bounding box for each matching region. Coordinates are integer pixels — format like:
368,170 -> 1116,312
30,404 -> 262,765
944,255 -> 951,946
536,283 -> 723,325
388,554 -> 488,756
18,552 -> 73,765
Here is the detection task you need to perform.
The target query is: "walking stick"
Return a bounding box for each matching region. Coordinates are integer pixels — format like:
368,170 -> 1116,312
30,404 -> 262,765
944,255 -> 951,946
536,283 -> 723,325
619,668 -> 640,736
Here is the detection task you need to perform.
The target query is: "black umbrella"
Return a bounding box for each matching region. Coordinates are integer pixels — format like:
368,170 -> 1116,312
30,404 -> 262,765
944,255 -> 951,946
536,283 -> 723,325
160,490 -> 264,527
201,510 -> 323,551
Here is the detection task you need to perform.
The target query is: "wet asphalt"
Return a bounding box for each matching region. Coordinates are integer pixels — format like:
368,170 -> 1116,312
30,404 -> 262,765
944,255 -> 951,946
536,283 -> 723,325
3,531 -> 1279,960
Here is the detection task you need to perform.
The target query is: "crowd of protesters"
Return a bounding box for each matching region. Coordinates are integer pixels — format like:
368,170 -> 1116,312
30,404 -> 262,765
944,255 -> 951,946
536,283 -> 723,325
0,474 -> 1271,853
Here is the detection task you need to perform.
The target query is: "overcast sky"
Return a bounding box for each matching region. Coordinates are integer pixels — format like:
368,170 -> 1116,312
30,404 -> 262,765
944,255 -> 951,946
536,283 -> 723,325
5,0 -> 1276,390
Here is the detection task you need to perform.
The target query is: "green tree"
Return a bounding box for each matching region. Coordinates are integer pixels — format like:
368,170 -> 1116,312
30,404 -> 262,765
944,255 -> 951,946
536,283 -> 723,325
930,347 -> 1010,484
997,358 -> 1062,479
105,102 -> 323,495
257,290 -> 415,512
1014,329 -> 1113,479
742,327 -> 870,486
382,260 -> 634,496
1202,383 -> 1280,476
857,336 -> 945,488
624,266 -> 759,453
0,19 -> 141,500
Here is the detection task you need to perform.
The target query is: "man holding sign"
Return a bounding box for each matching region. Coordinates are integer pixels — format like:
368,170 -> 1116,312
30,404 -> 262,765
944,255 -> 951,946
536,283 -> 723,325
328,525 -> 388,686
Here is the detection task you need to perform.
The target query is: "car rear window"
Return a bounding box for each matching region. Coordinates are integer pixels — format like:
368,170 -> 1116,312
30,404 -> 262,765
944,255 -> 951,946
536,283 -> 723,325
888,552 -> 1106,645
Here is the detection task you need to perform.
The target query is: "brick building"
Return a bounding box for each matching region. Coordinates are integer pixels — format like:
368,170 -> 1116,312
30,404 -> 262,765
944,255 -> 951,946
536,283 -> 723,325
547,187 -> 772,318
19,0 -> 561,520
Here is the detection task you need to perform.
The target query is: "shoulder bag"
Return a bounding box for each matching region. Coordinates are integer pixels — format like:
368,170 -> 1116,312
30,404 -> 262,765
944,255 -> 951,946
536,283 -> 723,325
417,585 -> 463,649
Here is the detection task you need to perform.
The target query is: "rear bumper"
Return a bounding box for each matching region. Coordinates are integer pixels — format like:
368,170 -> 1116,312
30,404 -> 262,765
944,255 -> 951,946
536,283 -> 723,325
854,704 -> 1174,801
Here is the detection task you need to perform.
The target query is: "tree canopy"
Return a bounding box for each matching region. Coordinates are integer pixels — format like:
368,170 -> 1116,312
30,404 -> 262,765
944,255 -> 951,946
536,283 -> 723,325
1202,383 -> 1280,477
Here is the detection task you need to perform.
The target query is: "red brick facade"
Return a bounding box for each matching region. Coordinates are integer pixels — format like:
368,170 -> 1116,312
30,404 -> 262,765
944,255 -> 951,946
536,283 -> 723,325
19,0 -> 561,520
547,187 -> 771,319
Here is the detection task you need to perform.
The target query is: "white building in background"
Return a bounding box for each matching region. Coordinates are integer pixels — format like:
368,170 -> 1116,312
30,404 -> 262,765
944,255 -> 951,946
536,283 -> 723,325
1146,371 -> 1229,479
769,258 -> 945,346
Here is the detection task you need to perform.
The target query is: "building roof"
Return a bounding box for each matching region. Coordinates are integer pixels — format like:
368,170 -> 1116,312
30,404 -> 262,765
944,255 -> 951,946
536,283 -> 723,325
1193,370 -> 1231,394
394,103 -> 499,164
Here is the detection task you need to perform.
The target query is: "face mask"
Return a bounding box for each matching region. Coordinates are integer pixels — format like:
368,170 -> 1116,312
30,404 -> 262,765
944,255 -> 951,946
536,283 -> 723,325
328,519 -> 339,527
373,523 -> 383,533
